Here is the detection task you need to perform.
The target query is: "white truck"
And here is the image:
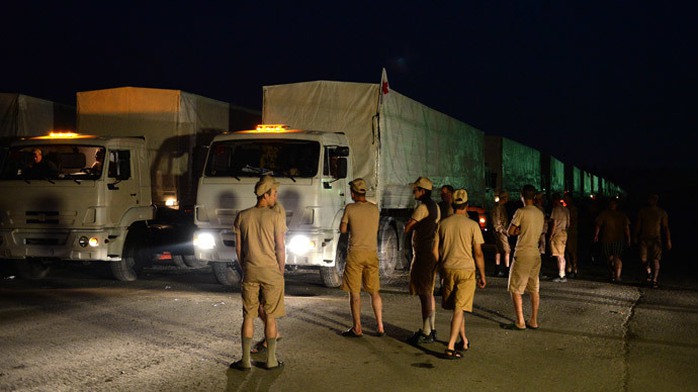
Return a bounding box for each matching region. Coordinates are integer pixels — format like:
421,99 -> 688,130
193,78 -> 485,287
0,87 -> 259,280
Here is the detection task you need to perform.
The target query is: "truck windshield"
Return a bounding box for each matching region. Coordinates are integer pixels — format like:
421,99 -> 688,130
205,139 -> 320,178
0,145 -> 106,181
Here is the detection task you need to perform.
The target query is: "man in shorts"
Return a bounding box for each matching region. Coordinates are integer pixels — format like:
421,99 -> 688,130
339,178 -> 385,337
433,189 -> 486,359
549,193 -> 570,282
231,175 -> 286,370
492,191 -> 511,277
594,198 -> 631,282
634,193 -> 672,288
507,184 -> 545,330
405,176 -> 441,344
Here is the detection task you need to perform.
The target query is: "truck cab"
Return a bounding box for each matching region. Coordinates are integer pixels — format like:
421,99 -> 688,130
193,124 -> 352,287
0,132 -> 153,280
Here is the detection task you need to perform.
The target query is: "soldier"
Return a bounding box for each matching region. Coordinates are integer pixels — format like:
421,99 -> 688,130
340,178 -> 385,337
405,176 -> 441,344
634,193 -> 672,288
549,193 -> 570,282
506,184 -> 545,330
433,189 -> 486,359
492,191 -> 511,277
230,175 -> 286,370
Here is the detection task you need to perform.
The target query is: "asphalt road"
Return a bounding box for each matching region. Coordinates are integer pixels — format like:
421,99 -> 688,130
1,258 -> 697,392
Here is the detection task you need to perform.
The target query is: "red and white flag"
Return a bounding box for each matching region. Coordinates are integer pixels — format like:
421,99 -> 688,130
379,67 -> 390,105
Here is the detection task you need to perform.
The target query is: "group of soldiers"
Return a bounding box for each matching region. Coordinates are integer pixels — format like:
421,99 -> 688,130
491,188 -> 672,287
229,175 -> 671,368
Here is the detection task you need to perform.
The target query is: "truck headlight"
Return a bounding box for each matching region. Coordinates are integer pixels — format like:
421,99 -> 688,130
79,236 -> 100,248
288,235 -> 315,255
194,232 -> 216,250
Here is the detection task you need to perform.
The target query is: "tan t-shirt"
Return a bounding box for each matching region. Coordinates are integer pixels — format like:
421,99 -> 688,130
492,203 -> 508,233
636,206 -> 668,240
595,209 -> 630,243
511,205 -> 545,257
341,201 -> 380,251
434,214 -> 484,270
549,205 -> 570,237
234,206 -> 285,270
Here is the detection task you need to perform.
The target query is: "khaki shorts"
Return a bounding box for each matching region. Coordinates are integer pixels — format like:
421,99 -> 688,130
550,232 -> 567,257
340,249 -> 380,293
508,253 -> 541,294
494,232 -> 510,254
639,238 -> 662,261
441,269 -> 476,311
241,267 -> 285,319
409,251 -> 437,296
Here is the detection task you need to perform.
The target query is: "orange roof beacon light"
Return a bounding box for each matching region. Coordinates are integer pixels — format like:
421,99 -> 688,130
234,124 -> 302,134
31,131 -> 95,140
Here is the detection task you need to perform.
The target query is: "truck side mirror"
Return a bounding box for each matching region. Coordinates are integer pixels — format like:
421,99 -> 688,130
335,157 -> 347,179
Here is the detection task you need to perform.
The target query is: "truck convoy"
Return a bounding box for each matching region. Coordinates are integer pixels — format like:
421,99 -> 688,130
0,87 -> 259,280
193,80 -> 485,287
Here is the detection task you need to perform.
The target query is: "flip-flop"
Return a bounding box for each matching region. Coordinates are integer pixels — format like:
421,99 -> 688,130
444,349 -> 463,360
376,331 -> 386,337
266,360 -> 284,370
229,360 -> 251,371
503,323 -> 526,331
341,328 -> 363,338
525,322 -> 539,330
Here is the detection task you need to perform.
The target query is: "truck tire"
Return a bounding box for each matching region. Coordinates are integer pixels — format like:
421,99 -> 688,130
211,262 -> 242,287
110,229 -> 149,282
15,259 -> 51,280
320,234 -> 348,288
379,226 -> 404,282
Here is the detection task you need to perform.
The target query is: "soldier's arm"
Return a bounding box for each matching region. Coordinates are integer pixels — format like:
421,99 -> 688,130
474,242 -> 486,288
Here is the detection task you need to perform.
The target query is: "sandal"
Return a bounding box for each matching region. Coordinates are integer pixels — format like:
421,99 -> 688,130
444,349 -> 463,360
250,340 -> 267,354
341,328 -> 363,338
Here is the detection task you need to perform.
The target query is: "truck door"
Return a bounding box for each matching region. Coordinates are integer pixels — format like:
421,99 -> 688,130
106,149 -> 141,225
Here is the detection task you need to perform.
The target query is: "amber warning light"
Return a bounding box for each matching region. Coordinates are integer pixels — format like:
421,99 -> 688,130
235,124 -> 301,134
31,131 -> 95,140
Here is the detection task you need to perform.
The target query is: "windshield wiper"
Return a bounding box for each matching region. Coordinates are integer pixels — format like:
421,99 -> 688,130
242,164 -> 274,176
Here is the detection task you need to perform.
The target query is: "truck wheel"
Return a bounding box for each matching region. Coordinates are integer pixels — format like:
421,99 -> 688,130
15,259 -> 51,280
212,262 -> 242,287
110,229 -> 149,282
379,226 -> 403,282
320,234 -> 348,288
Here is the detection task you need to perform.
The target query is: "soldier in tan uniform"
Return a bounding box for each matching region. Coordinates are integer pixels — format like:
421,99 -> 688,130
549,193 -> 570,282
230,176 -> 286,370
507,184 -> 545,330
433,189 -> 486,359
492,191 -> 511,277
634,193 -> 672,288
339,178 -> 385,337
405,176 -> 441,344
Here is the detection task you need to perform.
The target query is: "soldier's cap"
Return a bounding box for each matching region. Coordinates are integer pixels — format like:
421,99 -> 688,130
453,189 -> 468,204
411,176 -> 433,191
349,178 -> 367,194
254,175 -> 280,196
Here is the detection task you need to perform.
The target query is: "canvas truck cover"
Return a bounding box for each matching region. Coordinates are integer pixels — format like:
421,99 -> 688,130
0,93 -> 75,141
76,87 -> 232,207
262,80 -> 485,208
485,135 -> 542,195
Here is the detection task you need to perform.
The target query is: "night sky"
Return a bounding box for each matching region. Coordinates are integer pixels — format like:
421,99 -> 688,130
4,1 -> 697,190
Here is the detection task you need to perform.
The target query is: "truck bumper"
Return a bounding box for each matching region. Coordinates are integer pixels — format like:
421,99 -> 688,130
0,229 -> 112,261
193,229 -> 335,267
